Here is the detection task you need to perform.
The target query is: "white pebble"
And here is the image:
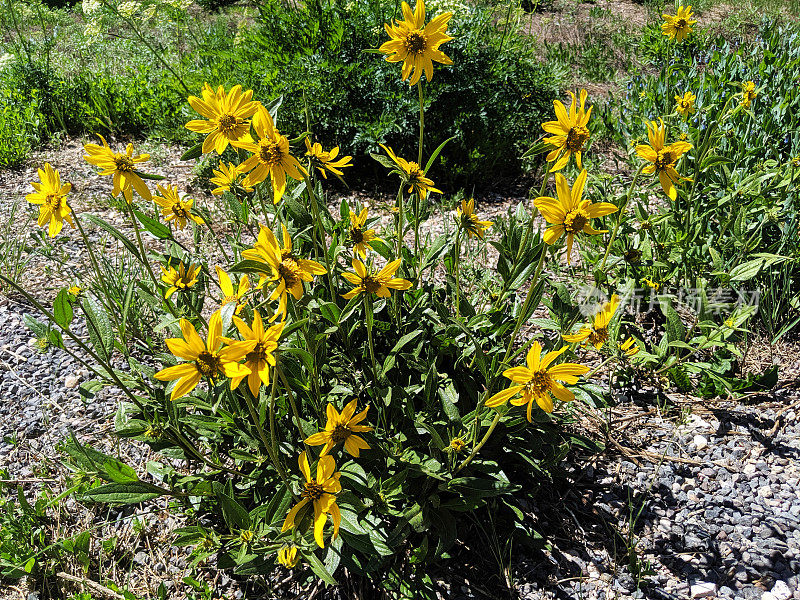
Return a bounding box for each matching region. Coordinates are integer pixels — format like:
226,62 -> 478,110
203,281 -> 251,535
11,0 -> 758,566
758,485 -> 773,498
64,375 -> 80,389
693,434 -> 708,450
772,581 -> 792,600
690,582 -> 717,598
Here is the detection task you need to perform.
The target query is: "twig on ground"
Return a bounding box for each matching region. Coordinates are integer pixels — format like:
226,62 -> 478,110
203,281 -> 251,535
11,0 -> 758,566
56,571 -> 125,600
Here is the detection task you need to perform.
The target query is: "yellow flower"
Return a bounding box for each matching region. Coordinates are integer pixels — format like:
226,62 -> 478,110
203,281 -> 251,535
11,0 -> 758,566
153,184 -> 205,230
25,163 -> 73,237
661,5 -> 696,42
620,337 -> 639,357
277,545 -> 299,569
186,83 -> 258,154
230,310 -> 284,397
83,134 -> 152,203
305,400 -> 373,457
741,81 -> 757,108
67,285 -> 81,297
210,162 -> 253,196
563,295 -> 620,350
379,0 -> 453,86
239,107 -> 307,204
643,277 -> 661,291
282,452 -> 342,548
304,138 -> 353,179
675,91 -> 696,118
349,206 -> 382,258
456,198 -> 493,240
154,311 -> 254,401
241,224 -> 326,319
449,437 -> 466,453
239,530 -> 254,544
534,170 -> 617,264
486,341 -> 589,421
541,90 -> 592,172
341,258 -> 413,299
215,266 -> 249,314
635,119 -> 693,201
161,262 -> 200,299
379,144 -> 442,200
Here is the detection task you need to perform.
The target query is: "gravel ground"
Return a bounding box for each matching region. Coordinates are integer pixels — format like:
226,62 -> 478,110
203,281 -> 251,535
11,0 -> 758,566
2,139 -> 800,600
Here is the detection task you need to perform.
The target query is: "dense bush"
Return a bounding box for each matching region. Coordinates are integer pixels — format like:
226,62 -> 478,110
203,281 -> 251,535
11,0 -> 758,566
0,0 -> 564,185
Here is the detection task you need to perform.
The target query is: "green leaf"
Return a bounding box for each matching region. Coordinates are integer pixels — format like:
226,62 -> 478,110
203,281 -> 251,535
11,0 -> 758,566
136,171 -> 166,181
81,482 -> 164,504
729,258 -> 765,281
84,295 -> 114,362
217,492 -> 251,531
447,476 -> 517,498
425,136 -> 456,173
180,143 -> 203,161
437,380 -> 462,426
658,296 -> 685,343
84,214 -> 140,260
53,289 -> 74,329
301,549 -> 337,585
382,330 -> 423,376
134,209 -> 171,240
103,459 -> 139,483
229,259 -> 272,274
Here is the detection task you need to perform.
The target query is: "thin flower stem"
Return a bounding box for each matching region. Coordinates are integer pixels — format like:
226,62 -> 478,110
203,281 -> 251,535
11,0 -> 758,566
302,174 -> 337,302
600,164 -> 646,271
454,231 -> 462,319
72,210 -> 124,347
514,161 -> 551,266
125,201 -> 177,318
277,365 -> 310,453
364,294 -> 380,385
417,80 -> 425,166
455,411 -> 501,474
242,381 -> 296,500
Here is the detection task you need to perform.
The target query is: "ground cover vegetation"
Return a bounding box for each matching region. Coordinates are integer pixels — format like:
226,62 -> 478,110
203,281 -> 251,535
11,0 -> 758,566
0,0 -> 799,597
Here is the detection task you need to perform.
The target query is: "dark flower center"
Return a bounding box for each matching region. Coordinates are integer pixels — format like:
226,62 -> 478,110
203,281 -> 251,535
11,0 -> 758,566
218,114 -> 238,133
302,481 -> 325,501
676,18 -> 688,29
172,203 -> 189,219
196,351 -> 220,377
655,150 -> 676,171
588,328 -> 609,346
331,424 -> 352,443
279,257 -> 302,288
405,31 -> 428,54
246,342 -> 269,365
564,209 -> 589,234
566,125 -> 590,151
525,370 -> 552,396
115,155 -> 135,172
350,226 -> 364,244
259,140 -> 283,166
361,275 -> 382,294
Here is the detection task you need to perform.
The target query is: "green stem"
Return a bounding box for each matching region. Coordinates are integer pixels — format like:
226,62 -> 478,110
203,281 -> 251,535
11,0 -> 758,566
456,412 -> 501,473
364,294 -> 380,385
454,231 -> 462,319
417,80 -> 424,166
600,164 -> 645,271
242,380 -> 296,500
277,365 -> 309,450
302,174 -> 337,302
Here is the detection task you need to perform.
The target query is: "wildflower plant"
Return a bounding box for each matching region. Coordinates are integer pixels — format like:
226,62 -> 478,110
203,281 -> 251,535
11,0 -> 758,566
8,2 -> 785,594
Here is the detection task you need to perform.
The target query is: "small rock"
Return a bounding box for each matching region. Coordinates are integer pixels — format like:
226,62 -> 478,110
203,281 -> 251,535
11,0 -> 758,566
693,434 -> 708,450
691,582 -> 717,598
772,581 -> 792,600
64,375 -> 80,389
759,486 -> 774,499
